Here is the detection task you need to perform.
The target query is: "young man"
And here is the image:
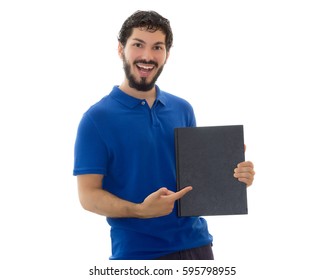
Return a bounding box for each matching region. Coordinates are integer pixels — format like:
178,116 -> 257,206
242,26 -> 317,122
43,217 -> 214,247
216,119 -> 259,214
73,10 -> 255,260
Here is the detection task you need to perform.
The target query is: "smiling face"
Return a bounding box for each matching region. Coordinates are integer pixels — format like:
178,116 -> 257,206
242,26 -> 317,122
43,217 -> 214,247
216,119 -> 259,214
118,28 -> 169,92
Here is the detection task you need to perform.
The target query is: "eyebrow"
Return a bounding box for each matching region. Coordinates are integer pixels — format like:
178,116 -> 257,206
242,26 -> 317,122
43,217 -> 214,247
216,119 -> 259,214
132,38 -> 166,46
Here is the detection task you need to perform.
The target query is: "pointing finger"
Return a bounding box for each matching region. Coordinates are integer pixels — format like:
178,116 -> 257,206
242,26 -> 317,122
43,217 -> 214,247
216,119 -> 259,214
171,186 -> 193,201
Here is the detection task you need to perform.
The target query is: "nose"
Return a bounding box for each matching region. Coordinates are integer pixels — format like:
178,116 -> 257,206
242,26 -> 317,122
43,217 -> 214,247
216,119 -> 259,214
141,47 -> 154,62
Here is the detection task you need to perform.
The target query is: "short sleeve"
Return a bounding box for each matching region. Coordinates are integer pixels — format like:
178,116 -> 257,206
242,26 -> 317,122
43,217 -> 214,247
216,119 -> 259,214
73,113 -> 108,176
189,105 -> 196,127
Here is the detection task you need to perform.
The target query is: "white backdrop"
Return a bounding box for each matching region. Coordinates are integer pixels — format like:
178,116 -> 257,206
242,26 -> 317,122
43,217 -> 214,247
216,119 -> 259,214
1,0 -> 324,279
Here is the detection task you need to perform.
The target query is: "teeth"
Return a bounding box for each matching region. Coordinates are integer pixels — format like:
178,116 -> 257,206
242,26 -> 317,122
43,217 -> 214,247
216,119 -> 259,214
136,64 -> 154,70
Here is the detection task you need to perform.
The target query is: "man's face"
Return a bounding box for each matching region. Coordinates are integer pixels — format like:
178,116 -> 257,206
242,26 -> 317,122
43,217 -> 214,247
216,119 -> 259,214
119,28 -> 169,91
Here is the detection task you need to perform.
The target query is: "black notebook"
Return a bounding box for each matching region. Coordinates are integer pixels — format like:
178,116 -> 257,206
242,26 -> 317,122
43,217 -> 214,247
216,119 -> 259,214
175,125 -> 247,216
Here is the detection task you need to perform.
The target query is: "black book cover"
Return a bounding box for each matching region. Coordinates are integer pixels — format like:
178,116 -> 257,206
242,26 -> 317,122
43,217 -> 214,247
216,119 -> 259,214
175,125 -> 247,216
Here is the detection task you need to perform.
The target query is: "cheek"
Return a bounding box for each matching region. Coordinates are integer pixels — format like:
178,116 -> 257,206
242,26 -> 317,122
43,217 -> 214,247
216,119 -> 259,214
121,47 -> 136,62
155,54 -> 166,66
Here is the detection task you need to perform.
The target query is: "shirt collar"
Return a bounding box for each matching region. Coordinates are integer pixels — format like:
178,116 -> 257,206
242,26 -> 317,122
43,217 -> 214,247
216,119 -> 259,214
110,85 -> 166,109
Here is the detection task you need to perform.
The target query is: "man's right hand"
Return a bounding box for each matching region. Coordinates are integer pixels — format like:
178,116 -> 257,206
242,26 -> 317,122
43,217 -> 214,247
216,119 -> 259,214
136,186 -> 193,218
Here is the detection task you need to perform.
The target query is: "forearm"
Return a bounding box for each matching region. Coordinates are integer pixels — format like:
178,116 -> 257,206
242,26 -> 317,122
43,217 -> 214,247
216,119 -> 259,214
79,188 -> 142,218
77,175 -> 192,219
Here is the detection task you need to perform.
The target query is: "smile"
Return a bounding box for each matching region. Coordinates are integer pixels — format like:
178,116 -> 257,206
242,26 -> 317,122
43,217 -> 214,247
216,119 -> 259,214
136,63 -> 155,72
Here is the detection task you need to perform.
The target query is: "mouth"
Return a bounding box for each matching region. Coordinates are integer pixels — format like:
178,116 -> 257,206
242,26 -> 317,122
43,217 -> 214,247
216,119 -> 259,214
135,62 -> 157,77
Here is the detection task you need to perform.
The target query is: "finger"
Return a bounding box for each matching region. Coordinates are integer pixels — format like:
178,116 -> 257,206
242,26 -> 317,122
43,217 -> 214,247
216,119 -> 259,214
164,189 -> 175,195
237,161 -> 254,168
234,171 -> 254,179
238,177 -> 253,187
234,170 -> 254,186
171,186 -> 193,201
234,166 -> 255,174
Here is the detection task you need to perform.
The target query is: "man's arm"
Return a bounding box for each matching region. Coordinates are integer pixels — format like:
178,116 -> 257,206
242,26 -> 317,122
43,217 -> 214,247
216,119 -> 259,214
77,174 -> 192,218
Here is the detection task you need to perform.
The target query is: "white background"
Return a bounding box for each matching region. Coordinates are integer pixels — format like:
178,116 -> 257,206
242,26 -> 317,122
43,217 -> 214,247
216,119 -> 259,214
1,0 -> 324,279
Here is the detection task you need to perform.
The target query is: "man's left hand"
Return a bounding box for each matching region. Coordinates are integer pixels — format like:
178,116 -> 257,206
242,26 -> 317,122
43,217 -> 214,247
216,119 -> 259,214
234,161 -> 255,187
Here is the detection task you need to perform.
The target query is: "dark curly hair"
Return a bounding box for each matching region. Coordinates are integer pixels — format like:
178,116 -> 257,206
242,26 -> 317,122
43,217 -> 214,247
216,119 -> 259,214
118,10 -> 173,52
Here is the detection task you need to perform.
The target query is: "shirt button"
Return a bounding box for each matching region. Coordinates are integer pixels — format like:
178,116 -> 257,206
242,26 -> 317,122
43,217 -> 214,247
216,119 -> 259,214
141,101 -> 146,105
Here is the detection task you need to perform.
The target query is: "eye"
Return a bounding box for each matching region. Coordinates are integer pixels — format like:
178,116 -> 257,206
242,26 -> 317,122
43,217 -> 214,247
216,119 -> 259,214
133,43 -> 143,48
153,45 -> 164,51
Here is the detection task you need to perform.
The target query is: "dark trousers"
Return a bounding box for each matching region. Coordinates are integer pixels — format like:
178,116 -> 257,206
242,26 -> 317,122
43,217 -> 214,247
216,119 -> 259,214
155,244 -> 214,260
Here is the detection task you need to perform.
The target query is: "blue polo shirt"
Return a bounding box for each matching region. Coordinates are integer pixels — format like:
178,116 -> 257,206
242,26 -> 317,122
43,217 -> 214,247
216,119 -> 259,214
73,85 -> 213,260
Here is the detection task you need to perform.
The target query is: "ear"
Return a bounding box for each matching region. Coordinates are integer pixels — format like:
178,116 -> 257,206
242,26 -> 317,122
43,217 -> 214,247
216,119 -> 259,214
118,42 -> 124,59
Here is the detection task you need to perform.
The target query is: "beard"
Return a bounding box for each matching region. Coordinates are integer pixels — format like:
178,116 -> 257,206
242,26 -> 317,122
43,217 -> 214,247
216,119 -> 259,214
122,54 -> 165,92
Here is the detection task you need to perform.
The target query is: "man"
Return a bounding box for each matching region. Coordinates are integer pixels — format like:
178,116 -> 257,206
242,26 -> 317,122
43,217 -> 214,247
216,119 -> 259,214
73,10 -> 255,260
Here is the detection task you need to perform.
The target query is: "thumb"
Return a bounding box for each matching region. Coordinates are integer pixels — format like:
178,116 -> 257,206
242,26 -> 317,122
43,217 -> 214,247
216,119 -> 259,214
155,187 -> 169,197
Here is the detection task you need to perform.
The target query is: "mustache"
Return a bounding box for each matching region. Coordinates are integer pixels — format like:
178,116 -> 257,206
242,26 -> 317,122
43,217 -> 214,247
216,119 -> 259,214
134,60 -> 158,68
